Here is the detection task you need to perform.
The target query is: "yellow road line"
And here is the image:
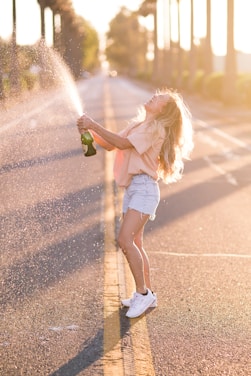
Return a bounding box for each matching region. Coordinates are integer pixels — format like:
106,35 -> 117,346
125,260 -> 155,376
103,81 -> 124,375
103,78 -> 155,376
117,189 -> 156,376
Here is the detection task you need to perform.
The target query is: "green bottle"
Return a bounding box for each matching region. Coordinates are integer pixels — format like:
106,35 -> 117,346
81,131 -> 96,157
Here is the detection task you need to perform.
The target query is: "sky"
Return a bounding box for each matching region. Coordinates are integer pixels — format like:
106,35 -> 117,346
0,0 -> 251,56
0,0 -> 143,45
73,0 -> 144,32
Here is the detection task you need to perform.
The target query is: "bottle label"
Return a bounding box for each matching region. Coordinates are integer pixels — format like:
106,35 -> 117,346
81,143 -> 88,154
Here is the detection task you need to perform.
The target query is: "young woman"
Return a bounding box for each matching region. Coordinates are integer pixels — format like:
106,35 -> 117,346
77,88 -> 194,318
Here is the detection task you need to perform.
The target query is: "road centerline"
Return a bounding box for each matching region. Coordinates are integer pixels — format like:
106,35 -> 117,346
102,78 -> 156,376
102,80 -> 124,376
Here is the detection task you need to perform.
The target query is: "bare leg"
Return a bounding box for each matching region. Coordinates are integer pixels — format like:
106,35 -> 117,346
118,209 -> 149,294
134,228 -> 152,291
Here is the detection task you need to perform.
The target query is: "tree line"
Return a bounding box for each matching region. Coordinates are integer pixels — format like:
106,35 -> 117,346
0,0 -> 99,101
1,0 -> 250,107
106,0 -> 251,107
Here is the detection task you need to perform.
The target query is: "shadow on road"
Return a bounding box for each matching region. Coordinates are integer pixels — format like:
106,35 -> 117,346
0,147 -> 82,175
49,308 -> 132,376
148,155 -> 251,233
1,181 -> 104,310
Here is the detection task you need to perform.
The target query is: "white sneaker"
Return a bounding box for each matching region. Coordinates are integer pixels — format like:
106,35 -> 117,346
122,292 -> 157,308
125,289 -> 156,318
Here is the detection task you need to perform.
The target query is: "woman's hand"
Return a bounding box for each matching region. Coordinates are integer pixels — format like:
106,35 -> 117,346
77,113 -> 93,134
77,113 -> 132,151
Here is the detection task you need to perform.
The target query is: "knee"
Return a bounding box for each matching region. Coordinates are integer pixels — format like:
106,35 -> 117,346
117,233 -> 132,251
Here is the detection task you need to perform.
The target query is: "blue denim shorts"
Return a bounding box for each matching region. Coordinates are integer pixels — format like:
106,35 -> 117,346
122,174 -> 160,220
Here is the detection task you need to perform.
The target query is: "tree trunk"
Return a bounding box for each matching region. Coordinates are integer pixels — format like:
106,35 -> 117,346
152,4 -> 159,82
0,42 -> 5,101
204,0 -> 213,76
39,1 -> 45,39
10,0 -> 20,96
176,0 -> 182,88
222,0 -> 237,105
189,0 -> 196,91
164,0 -> 173,86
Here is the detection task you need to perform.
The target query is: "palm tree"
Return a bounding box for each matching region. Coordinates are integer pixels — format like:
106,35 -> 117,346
138,0 -> 158,81
37,0 -> 84,77
48,0 -> 64,51
204,0 -> 213,76
167,0 -> 173,85
152,1 -> 158,81
37,0 -> 47,39
37,0 -> 60,41
10,0 -> 20,95
0,46 -> 4,101
162,0 -> 172,86
176,0 -> 182,88
222,0 -> 237,104
189,0 -> 196,91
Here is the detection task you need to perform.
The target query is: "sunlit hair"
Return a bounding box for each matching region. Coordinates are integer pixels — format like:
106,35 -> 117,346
131,88 -> 194,183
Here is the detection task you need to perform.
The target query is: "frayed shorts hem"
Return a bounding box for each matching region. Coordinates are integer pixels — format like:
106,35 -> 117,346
122,174 -> 160,221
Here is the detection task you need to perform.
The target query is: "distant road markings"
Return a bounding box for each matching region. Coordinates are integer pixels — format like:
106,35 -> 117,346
102,79 -> 156,375
194,118 -> 250,186
194,118 -> 251,152
203,156 -> 238,186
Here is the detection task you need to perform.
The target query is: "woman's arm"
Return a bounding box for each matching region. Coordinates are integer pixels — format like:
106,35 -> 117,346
91,130 -> 115,151
77,114 -> 132,150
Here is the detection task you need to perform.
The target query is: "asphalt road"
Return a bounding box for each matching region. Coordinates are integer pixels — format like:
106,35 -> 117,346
1,73 -> 250,375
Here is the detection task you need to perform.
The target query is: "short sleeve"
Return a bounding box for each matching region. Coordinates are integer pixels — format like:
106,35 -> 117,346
127,131 -> 152,155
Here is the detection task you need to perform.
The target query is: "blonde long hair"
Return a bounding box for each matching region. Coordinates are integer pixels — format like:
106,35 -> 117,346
155,89 -> 193,183
131,88 -> 194,183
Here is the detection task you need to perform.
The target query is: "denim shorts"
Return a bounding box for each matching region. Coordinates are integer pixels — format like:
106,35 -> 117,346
122,174 -> 160,220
